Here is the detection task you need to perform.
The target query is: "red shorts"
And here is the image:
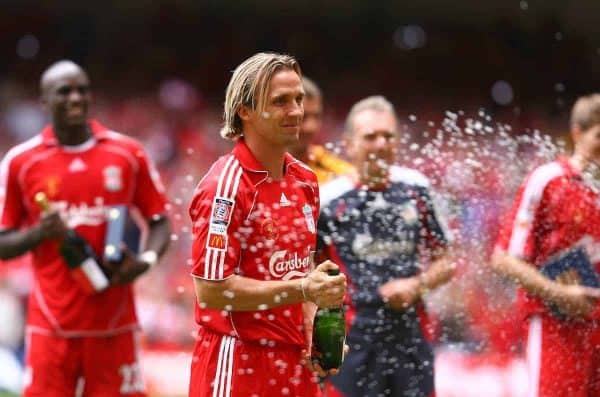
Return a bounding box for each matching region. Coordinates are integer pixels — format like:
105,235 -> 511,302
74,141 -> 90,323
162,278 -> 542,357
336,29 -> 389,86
23,329 -> 146,397
526,315 -> 600,397
189,327 -> 321,397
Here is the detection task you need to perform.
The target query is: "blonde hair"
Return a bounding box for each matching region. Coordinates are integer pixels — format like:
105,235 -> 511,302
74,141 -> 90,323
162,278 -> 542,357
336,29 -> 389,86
220,52 -> 301,140
571,93 -> 600,131
344,95 -> 397,136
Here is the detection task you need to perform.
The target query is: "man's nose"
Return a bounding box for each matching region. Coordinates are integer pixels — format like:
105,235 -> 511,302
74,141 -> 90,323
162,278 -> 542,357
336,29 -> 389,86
289,101 -> 303,117
374,135 -> 388,150
68,89 -> 83,103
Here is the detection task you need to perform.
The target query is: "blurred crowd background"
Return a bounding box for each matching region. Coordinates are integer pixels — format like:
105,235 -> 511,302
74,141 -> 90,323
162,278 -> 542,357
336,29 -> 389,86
1,1 -> 600,396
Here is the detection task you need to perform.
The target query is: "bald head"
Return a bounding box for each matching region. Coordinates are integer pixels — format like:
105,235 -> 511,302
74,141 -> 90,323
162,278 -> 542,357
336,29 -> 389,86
39,60 -> 91,134
40,60 -> 88,96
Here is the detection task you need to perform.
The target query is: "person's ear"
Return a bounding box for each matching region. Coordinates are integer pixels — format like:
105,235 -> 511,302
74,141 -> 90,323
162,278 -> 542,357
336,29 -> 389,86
571,124 -> 583,145
237,104 -> 253,122
343,134 -> 355,159
39,93 -> 49,111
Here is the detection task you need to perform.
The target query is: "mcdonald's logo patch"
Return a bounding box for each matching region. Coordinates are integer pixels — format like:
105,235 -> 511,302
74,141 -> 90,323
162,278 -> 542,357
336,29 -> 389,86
208,233 -> 227,250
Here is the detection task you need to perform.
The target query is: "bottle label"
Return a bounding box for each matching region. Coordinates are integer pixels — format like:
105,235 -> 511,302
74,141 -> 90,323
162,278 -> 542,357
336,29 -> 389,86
71,258 -> 110,294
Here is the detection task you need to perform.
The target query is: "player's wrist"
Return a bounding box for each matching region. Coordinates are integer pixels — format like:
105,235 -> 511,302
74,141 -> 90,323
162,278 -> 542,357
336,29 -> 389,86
138,250 -> 158,269
417,273 -> 429,297
541,280 -> 563,302
30,224 -> 46,244
300,277 -> 310,302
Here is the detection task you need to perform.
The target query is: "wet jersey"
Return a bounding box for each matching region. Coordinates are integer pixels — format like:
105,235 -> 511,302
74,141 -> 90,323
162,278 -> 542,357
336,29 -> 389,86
189,139 -> 319,348
318,166 -> 450,397
495,157 -> 600,319
0,120 -> 168,336
317,166 -> 451,334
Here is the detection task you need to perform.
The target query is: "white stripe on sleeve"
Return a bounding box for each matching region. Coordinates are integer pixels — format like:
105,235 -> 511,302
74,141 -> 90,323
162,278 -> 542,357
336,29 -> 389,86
508,162 -> 564,258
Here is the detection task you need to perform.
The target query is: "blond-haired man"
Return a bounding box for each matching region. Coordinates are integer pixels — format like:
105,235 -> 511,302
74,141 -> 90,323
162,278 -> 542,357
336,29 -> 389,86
188,52 -> 346,397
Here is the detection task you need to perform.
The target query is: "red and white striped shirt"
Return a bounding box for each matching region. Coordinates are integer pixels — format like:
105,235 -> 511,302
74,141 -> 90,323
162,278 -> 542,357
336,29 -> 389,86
189,139 -> 319,347
495,156 -> 600,318
0,120 -> 168,336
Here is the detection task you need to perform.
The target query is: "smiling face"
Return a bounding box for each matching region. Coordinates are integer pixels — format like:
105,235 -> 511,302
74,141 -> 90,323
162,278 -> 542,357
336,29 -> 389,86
41,67 -> 91,130
345,108 -> 398,181
288,94 -> 323,158
239,67 -> 304,150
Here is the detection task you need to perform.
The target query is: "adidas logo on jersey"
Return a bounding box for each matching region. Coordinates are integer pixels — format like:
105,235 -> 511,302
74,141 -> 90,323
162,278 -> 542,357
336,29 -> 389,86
68,158 -> 87,172
280,192 -> 291,207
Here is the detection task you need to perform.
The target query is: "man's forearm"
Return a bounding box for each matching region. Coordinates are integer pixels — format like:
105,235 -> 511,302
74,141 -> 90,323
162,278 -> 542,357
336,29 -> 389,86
491,251 -> 558,301
419,252 -> 455,293
194,275 -> 305,311
145,216 -> 170,257
0,227 -> 43,260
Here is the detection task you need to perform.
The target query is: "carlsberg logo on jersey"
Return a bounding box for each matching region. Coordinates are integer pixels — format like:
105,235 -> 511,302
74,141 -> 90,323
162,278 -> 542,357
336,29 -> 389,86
269,250 -> 312,280
52,201 -> 109,228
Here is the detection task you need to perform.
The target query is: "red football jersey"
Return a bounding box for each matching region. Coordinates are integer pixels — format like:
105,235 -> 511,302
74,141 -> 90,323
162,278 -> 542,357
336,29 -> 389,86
189,139 -> 319,348
495,157 -> 600,318
0,120 -> 168,336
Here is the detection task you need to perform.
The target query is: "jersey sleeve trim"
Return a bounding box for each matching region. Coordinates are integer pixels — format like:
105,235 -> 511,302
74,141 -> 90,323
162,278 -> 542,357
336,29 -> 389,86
320,175 -> 354,206
0,135 -> 44,229
203,156 -> 244,280
507,162 -> 564,258
389,165 -> 430,188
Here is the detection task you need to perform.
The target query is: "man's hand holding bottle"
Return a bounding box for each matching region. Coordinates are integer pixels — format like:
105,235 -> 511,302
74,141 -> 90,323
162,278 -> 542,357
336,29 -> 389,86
302,260 -> 347,308
301,260 -> 348,377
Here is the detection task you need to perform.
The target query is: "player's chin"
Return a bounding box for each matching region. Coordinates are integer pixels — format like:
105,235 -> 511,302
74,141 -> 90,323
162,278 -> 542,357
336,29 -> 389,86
62,114 -> 88,127
280,128 -> 300,142
282,125 -> 300,135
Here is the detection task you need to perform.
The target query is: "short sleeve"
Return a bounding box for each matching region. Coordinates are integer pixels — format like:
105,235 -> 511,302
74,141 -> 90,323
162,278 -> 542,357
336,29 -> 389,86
189,180 -> 244,281
131,145 -> 168,219
316,200 -> 338,253
0,153 -> 24,231
494,166 -> 563,262
416,188 -> 452,250
494,180 -> 538,261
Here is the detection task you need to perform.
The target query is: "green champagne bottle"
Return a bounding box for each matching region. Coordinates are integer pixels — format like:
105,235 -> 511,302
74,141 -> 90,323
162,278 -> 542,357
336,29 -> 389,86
35,192 -> 110,294
312,268 -> 346,370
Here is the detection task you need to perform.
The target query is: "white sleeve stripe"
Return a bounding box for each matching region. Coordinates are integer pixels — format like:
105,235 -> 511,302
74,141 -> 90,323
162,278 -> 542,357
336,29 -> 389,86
204,249 -> 213,279
222,160 -> 240,199
215,251 -> 224,280
215,156 -> 235,198
508,162 -> 564,257
210,249 -> 219,280
229,167 -> 243,201
202,155 -> 244,280
206,249 -> 226,280
210,249 -> 217,279
319,175 -> 354,206
219,249 -> 226,279
0,136 -> 43,219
